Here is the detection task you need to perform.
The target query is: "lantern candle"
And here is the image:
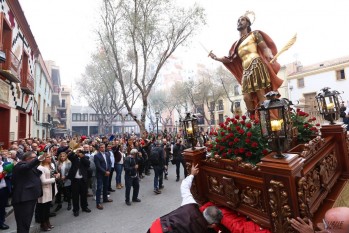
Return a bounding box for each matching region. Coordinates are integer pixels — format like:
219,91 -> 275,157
327,102 -> 335,110
271,120 -> 282,131
187,127 -> 193,135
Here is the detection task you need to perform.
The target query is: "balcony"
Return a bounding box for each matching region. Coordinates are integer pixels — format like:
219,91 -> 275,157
0,49 -> 21,83
20,70 -> 34,95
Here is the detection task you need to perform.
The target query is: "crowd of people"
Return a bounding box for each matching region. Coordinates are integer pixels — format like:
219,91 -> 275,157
0,131 -> 195,232
1,126 -> 349,233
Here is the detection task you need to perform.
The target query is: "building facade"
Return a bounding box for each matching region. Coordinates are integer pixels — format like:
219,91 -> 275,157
287,57 -> 349,123
0,0 -> 39,149
32,54 -> 53,139
71,106 -> 140,136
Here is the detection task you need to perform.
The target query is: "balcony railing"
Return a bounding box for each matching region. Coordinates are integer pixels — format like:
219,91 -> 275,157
0,49 -> 21,83
20,70 -> 34,95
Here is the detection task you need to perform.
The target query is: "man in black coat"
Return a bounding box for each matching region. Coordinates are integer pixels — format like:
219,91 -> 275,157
151,140 -> 166,194
172,139 -> 188,182
68,148 -> 91,217
94,144 -> 113,210
12,151 -> 45,233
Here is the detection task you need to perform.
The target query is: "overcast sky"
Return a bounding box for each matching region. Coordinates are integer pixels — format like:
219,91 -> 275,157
19,0 -> 349,86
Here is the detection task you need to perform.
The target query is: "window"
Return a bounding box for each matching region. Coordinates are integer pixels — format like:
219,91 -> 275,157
217,100 -> 224,111
72,113 -> 81,121
210,102 -> 215,112
90,114 -> 99,121
218,114 -> 224,124
62,99 -> 65,108
82,113 -> 88,121
297,78 -> 304,88
234,101 -> 241,109
210,113 -> 215,125
234,85 -> 240,96
336,69 -> 346,80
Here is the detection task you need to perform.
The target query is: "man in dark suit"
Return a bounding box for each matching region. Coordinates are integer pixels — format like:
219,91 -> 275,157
94,144 -> 113,210
68,148 -> 91,217
12,151 -> 45,233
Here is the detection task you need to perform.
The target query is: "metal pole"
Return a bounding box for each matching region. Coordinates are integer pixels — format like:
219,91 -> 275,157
156,117 -> 159,137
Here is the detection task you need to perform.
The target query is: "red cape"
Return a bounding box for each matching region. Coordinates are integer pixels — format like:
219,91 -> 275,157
223,31 -> 283,109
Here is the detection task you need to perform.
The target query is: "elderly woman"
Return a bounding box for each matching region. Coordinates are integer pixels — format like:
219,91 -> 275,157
37,152 -> 60,231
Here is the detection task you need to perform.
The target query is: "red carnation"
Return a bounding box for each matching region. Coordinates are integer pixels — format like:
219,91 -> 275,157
234,149 -> 239,154
238,148 -> 245,153
251,142 -> 258,148
215,138 -> 220,143
242,115 -> 247,120
240,120 -> 245,125
239,129 -> 245,134
220,131 -> 225,136
235,115 -> 240,120
254,119 -> 260,124
246,122 -> 252,128
245,151 -> 252,157
233,120 -> 238,125
236,126 -> 241,131
304,124 -> 309,128
245,138 -> 251,143
222,153 -> 227,158
234,138 -> 240,143
228,149 -> 233,154
229,141 -> 234,146
214,132 -> 218,136
262,149 -> 269,155
315,123 -> 320,127
229,133 -> 234,138
247,132 -> 252,137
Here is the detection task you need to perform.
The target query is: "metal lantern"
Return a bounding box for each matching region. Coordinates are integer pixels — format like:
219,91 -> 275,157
315,87 -> 341,125
180,113 -> 199,150
258,91 -> 293,159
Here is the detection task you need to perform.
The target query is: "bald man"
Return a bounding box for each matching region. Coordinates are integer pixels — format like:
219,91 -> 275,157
290,207 -> 349,233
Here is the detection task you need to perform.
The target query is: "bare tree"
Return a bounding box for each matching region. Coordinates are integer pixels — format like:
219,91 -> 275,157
76,52 -> 126,134
97,0 -> 205,133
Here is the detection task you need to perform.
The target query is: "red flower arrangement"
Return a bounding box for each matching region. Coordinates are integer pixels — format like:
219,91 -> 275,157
207,115 -> 270,165
291,109 -> 318,143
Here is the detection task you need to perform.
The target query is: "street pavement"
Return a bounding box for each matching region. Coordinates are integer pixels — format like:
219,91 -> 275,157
4,163 -> 184,233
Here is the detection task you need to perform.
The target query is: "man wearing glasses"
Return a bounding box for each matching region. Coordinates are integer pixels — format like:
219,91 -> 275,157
290,207 -> 349,233
12,151 -> 45,233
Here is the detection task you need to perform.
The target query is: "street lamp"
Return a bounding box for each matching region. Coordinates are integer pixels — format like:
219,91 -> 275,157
315,87 -> 341,125
258,91 -> 293,159
155,111 -> 160,137
175,120 -> 178,135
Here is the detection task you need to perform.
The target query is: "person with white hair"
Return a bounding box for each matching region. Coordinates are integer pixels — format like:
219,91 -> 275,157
290,207 -> 349,233
124,148 -> 141,206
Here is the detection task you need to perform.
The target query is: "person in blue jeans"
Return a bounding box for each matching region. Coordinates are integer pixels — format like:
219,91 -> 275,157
151,141 -> 166,194
113,140 -> 124,189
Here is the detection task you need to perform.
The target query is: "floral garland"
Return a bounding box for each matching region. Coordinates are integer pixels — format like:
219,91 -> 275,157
207,115 -> 270,165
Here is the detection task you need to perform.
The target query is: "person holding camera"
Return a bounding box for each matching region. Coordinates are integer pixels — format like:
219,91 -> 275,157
12,151 -> 46,233
67,148 -> 91,217
124,149 -> 141,206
